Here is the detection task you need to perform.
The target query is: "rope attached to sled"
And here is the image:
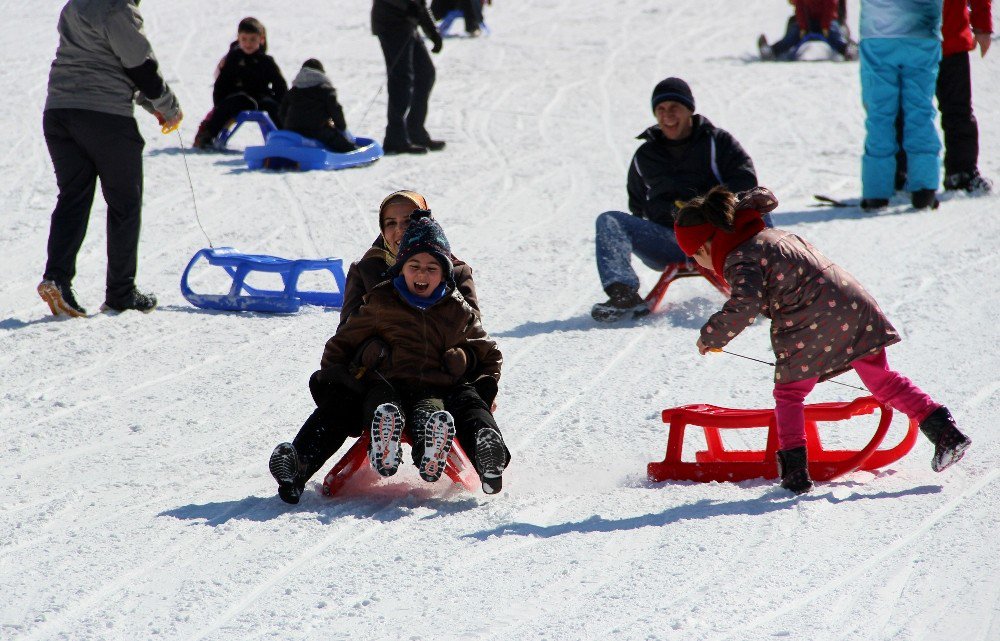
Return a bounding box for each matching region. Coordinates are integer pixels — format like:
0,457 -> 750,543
175,129 -> 215,249
716,349 -> 868,392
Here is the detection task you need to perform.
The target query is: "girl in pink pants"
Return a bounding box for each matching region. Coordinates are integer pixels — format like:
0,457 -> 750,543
673,185 -> 971,494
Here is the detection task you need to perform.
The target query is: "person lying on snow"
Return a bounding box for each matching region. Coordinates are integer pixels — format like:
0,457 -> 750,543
269,202 -> 509,503
278,58 -> 358,153
758,0 -> 857,61
674,185 -> 971,495
193,17 -> 287,149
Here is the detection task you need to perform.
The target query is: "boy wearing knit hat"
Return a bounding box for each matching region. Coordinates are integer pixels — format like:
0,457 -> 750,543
591,77 -> 761,322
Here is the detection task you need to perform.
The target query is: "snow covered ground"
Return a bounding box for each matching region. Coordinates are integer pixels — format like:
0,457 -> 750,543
2,1 -> 998,639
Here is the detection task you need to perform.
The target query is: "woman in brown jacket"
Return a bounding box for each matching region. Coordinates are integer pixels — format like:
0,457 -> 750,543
674,186 -> 971,494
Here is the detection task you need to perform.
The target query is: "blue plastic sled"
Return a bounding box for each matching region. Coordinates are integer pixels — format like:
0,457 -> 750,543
180,247 -> 346,313
792,34 -> 841,61
244,131 -> 383,171
439,9 -> 489,36
215,111 -> 278,149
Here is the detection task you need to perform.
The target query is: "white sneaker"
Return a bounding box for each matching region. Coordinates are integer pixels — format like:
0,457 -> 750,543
369,403 -> 404,477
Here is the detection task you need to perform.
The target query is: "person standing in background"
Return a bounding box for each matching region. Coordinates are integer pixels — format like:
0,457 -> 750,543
39,0 -> 182,317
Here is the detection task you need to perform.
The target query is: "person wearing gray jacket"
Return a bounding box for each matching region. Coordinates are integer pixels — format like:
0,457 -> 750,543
38,0 -> 182,318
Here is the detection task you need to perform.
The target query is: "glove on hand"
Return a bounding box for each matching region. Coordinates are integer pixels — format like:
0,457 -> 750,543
430,31 -> 443,54
357,337 -> 390,372
316,364 -> 366,396
443,347 -> 468,379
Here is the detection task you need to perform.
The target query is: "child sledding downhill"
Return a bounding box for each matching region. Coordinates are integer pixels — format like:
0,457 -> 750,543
758,0 -> 857,61
193,17 -> 287,150
278,58 -> 358,153
674,186 -> 971,494
269,209 -> 509,503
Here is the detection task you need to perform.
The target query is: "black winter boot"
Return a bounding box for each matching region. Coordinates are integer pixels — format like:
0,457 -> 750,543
269,442 -> 305,504
37,280 -> 87,317
860,198 -> 889,211
475,427 -> 507,494
918,406 -> 971,472
911,189 -> 939,210
591,283 -> 650,322
101,288 -> 157,313
776,447 -> 813,494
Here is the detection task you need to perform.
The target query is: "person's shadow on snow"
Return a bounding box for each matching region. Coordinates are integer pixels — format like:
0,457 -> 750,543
461,484 -> 942,540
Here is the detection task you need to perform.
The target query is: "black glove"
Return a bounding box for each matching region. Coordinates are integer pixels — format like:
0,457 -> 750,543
472,375 -> 498,406
430,31 -> 443,54
353,337 -> 390,373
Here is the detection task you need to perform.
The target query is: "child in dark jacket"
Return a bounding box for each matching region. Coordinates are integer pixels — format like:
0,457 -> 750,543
269,204 -> 510,503
278,59 -> 357,153
193,17 -> 287,149
674,186 -> 971,494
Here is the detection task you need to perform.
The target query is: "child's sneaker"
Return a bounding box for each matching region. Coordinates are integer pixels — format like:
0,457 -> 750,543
269,442 -> 304,504
776,446 -> 813,494
369,403 -> 404,477
918,406 -> 971,472
418,410 -> 455,482
475,427 -> 507,494
37,280 -> 87,317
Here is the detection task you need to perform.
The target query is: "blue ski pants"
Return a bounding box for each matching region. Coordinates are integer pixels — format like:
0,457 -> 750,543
860,38 -> 941,198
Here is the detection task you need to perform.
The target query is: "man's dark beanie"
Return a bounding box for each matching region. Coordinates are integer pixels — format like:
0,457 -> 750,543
650,77 -> 695,113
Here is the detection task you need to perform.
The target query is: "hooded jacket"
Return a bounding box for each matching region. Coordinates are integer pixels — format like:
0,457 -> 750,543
322,280 -> 501,390
626,116 -> 757,228
279,66 -> 348,134
213,42 -> 287,105
45,0 -> 179,120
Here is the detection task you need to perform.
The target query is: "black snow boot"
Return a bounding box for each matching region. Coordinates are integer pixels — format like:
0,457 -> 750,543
776,447 -> 813,495
37,280 -> 87,317
860,198 -> 889,212
918,406 -> 971,472
944,170 -> 992,194
591,283 -> 650,322
475,427 -> 508,494
911,189 -> 939,210
269,442 -> 305,504
101,288 -> 157,313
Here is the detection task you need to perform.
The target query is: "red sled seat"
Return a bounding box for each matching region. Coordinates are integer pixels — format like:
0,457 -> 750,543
322,431 -> 480,496
645,262 -> 731,314
647,395 -> 919,483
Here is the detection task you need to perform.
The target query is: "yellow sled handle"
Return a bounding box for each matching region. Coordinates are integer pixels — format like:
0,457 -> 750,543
161,120 -> 180,135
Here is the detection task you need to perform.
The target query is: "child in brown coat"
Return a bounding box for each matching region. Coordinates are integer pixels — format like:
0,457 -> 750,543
674,186 -> 971,494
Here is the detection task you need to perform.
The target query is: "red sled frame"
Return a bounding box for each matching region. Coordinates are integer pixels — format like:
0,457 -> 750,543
322,431 -> 480,496
648,395 -> 919,483
645,262 -> 731,314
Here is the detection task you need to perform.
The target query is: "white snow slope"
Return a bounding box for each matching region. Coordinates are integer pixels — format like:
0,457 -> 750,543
2,1 -> 998,640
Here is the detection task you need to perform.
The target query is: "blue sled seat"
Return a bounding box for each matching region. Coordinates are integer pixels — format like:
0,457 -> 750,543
180,247 -> 346,313
215,111 -> 278,149
439,9 -> 489,36
244,131 -> 384,171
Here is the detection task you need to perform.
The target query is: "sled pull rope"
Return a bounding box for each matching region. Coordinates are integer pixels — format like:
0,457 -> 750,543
175,129 -> 214,249
712,348 -> 867,392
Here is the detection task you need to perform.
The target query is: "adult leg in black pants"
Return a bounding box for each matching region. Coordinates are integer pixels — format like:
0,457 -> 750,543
270,371 -> 365,504
405,34 -> 443,150
938,52 -> 988,192
41,108 -> 146,313
377,28 -> 443,153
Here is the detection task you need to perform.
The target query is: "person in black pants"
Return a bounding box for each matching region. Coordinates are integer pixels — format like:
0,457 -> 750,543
39,0 -> 181,317
372,0 -> 445,154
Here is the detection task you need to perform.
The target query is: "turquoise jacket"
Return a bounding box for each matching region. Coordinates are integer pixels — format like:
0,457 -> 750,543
860,0 -> 942,39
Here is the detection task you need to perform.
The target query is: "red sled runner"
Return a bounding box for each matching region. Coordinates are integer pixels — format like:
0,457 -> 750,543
648,395 -> 919,483
645,262 -> 731,314
322,431 -> 480,496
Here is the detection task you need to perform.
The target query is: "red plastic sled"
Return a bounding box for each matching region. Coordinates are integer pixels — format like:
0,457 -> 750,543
645,262 -> 731,314
322,431 -> 480,496
647,395 -> 919,483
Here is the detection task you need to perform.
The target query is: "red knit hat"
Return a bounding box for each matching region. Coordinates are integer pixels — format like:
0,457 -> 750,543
674,222 -> 716,257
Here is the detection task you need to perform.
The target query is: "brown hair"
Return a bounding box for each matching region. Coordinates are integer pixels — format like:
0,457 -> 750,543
675,185 -> 737,231
238,17 -> 267,51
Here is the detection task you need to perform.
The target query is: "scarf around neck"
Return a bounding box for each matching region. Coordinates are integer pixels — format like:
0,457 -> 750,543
393,275 -> 447,309
709,209 -> 766,283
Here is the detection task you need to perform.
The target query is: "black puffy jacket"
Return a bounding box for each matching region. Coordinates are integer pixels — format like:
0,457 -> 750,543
213,44 -> 287,106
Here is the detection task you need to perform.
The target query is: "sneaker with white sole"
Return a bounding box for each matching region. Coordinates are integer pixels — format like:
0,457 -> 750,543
475,427 -> 507,494
37,280 -> 87,317
369,403 -> 404,477
418,410 -> 455,482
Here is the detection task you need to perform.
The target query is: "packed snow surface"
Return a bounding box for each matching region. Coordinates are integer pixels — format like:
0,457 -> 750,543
2,1 -> 998,640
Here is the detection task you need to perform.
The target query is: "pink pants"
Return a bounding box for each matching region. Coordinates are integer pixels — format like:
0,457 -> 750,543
772,350 -> 940,450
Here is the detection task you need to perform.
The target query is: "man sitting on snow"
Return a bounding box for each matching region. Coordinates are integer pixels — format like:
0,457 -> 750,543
591,77 -> 760,322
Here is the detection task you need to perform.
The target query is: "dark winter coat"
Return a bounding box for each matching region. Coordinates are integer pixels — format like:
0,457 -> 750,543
372,0 -> 438,36
339,237 -> 479,330
699,228 -> 900,384
322,280 -> 501,390
627,116 -> 758,228
279,67 -> 348,135
942,0 -> 993,57
213,43 -> 287,106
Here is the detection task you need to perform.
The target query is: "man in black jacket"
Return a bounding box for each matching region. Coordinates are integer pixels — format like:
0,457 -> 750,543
372,0 -> 445,154
39,0 -> 181,317
591,77 -> 759,322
